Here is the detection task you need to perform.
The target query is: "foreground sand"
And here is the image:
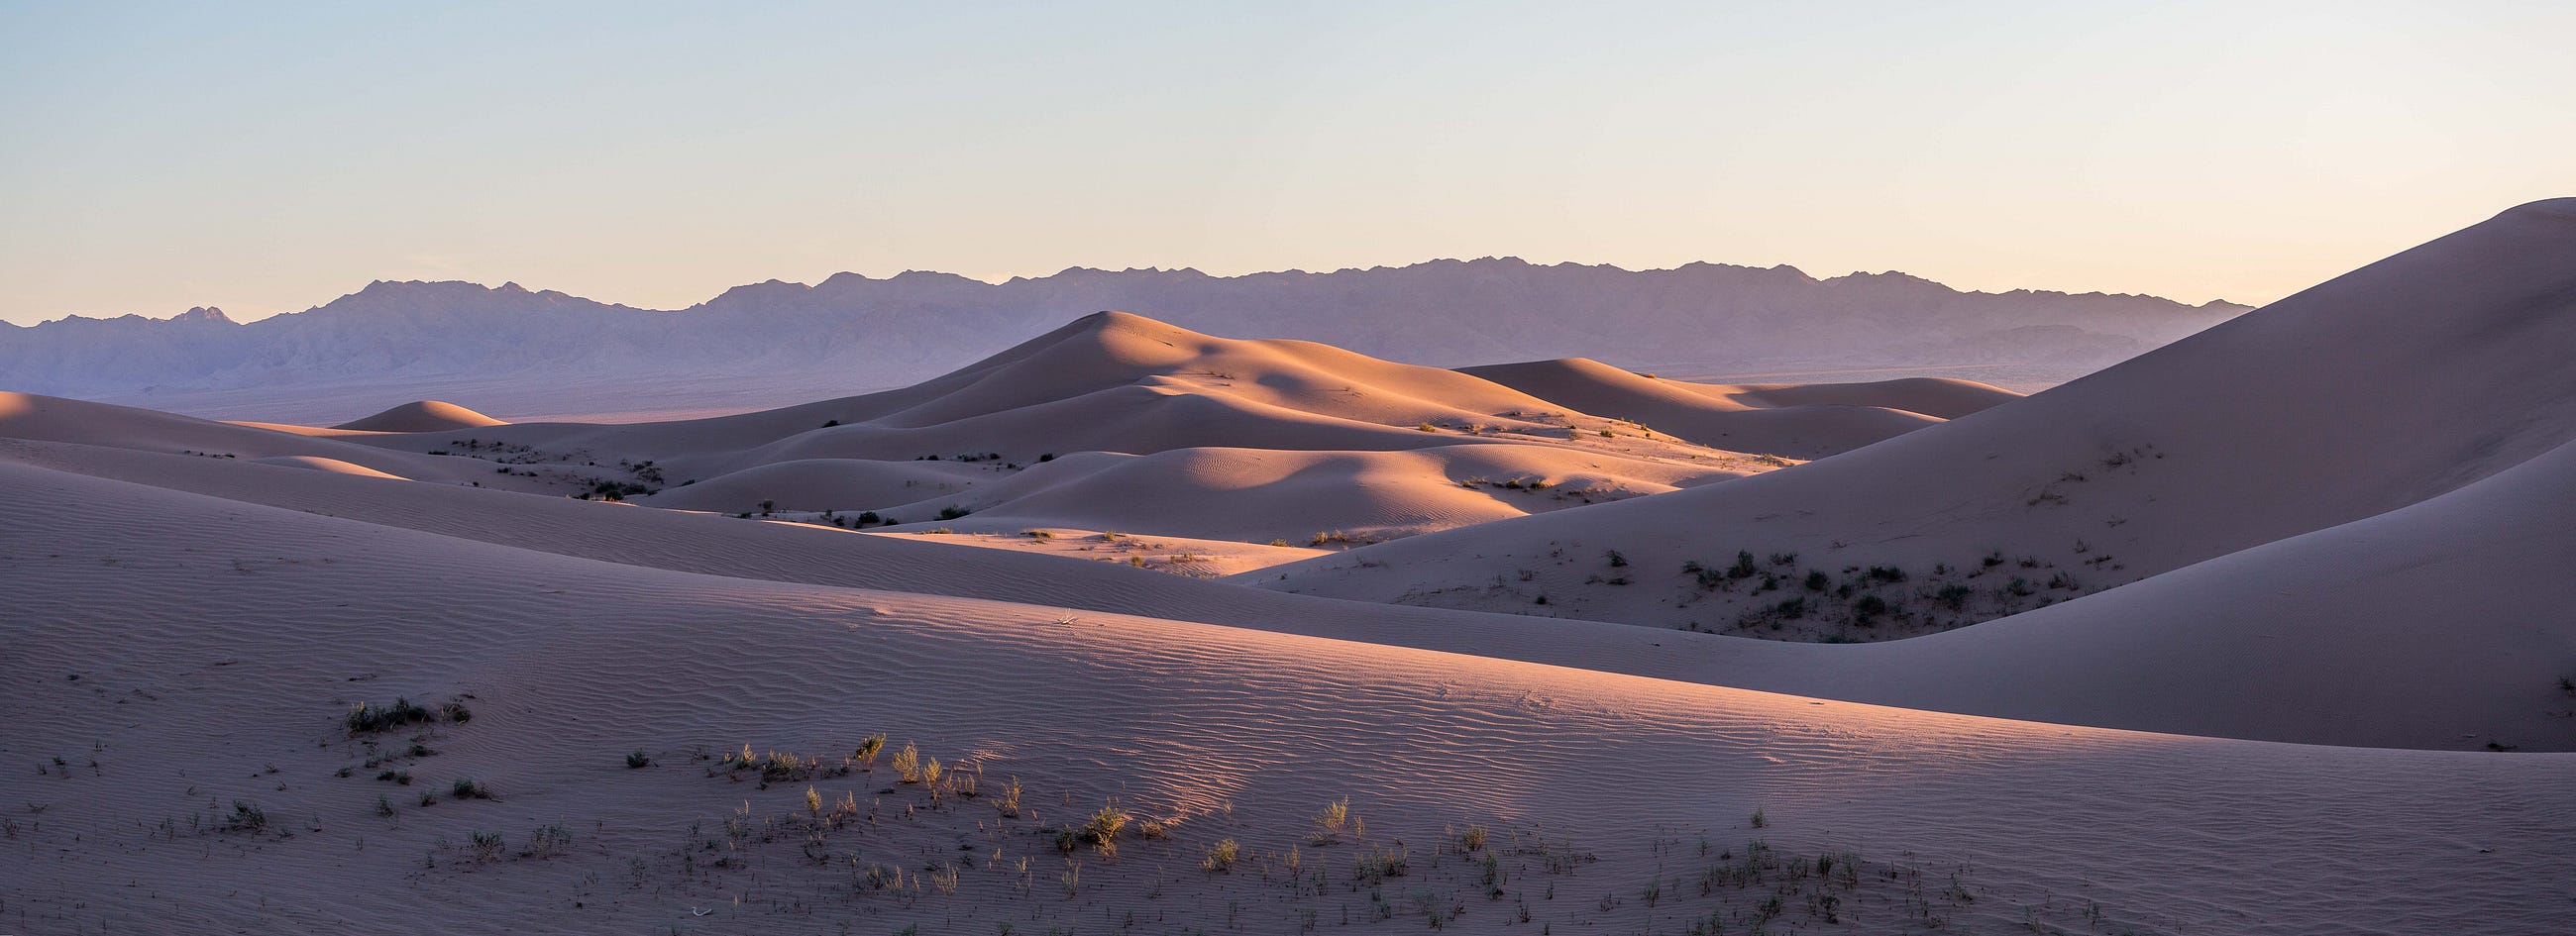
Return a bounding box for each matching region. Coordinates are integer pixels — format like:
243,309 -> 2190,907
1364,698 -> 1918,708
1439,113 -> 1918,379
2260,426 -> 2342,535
4,462 -> 2569,934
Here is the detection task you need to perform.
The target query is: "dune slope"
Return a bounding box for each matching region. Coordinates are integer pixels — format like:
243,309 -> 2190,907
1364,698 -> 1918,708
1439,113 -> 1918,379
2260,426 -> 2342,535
2,458 -> 2569,935
1268,198 -> 2576,637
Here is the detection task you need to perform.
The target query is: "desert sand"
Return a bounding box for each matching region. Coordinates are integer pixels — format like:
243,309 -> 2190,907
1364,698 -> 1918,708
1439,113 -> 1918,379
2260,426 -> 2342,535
4,201 -> 2574,934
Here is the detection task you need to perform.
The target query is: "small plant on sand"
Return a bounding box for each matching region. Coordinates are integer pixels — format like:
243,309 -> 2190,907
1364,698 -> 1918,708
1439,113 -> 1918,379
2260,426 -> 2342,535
625,751 -> 651,769
451,778 -> 492,800
892,742 -> 921,783
922,757 -> 944,793
469,829 -> 504,860
937,504 -> 972,521
854,734 -> 886,768
223,799 -> 268,832
1202,838 -> 1239,874
1313,797 -> 1352,844
529,823 -> 573,858
345,698 -> 434,734
997,776 -> 1024,816
805,785 -> 823,814
1459,825 -> 1488,852
1058,799 -> 1130,857
1750,807 -> 1768,829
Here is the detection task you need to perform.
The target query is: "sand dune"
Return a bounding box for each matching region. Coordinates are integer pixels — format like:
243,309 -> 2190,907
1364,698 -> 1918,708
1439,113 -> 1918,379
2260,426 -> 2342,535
1270,198 -> 2576,637
864,443 -> 1737,543
4,435 -> 2560,752
6,203 -> 2570,933
332,399 -> 508,432
248,455 -> 411,479
1459,358 -> 2016,459
3,458 -> 2568,934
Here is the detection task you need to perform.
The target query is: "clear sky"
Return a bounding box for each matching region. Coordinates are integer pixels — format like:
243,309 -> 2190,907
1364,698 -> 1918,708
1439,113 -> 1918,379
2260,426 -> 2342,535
3,1 -> 2569,325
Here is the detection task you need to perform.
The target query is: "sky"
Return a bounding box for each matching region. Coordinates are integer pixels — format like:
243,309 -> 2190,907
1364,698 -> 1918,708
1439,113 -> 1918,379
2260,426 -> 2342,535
3,1 -> 2570,325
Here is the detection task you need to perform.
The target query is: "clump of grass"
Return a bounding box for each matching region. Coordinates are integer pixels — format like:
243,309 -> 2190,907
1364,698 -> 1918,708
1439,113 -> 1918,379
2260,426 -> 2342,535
1057,799 -> 1130,857
1137,817 -> 1170,840
469,829 -> 504,860
1312,797 -> 1352,844
936,504 -> 972,521
805,785 -> 823,814
451,778 -> 492,800
1459,825 -> 1488,852
854,734 -> 886,768
223,799 -> 268,832
345,698 -> 433,734
1202,838 -> 1239,874
997,776 -> 1023,816
1750,807 -> 1768,829
921,757 -> 944,791
892,742 -> 921,783
624,751 -> 651,769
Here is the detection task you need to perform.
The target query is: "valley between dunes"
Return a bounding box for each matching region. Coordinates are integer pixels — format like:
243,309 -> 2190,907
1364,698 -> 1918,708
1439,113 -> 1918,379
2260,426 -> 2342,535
5,200 -> 2575,934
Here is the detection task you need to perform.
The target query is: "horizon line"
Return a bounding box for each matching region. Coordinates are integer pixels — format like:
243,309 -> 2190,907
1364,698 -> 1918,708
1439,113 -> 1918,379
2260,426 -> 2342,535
8,256 -> 2252,328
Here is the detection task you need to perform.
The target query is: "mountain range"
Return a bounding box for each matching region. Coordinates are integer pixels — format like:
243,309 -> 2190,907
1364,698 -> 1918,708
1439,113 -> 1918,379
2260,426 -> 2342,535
0,259 -> 2246,404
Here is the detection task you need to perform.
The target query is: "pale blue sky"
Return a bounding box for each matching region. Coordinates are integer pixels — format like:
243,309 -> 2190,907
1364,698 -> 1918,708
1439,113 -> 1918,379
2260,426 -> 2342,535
3,1 -> 2569,324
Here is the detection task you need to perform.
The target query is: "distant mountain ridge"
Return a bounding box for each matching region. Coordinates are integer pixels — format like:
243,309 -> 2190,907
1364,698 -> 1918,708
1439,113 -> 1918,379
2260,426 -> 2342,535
0,259 -> 2248,398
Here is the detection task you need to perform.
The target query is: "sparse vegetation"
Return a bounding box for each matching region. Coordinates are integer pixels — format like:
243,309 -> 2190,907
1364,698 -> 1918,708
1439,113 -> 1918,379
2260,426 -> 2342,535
1202,838 -> 1239,873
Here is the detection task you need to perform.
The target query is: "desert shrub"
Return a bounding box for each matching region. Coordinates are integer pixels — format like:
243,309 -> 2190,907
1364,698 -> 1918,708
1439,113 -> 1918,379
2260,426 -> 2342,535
1867,565 -> 1907,583
937,505 -> 971,521
1935,583 -> 1974,610
1606,550 -> 1629,568
529,823 -> 573,858
1203,838 -> 1239,873
1313,797 -> 1352,843
1730,551 -> 1759,578
451,778 -> 492,799
1803,570 -> 1830,591
1459,825 -> 1488,852
1057,800 -> 1130,856
625,751 -> 650,769
224,799 -> 268,832
998,776 -> 1023,816
345,698 -> 434,734
892,742 -> 921,782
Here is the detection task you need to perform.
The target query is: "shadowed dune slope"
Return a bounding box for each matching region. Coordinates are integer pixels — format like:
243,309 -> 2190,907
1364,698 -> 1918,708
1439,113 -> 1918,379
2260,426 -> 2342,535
1268,198 -> 2576,635
4,437 -> 2565,751
1458,358 -> 2017,459
1,458 -> 2570,934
